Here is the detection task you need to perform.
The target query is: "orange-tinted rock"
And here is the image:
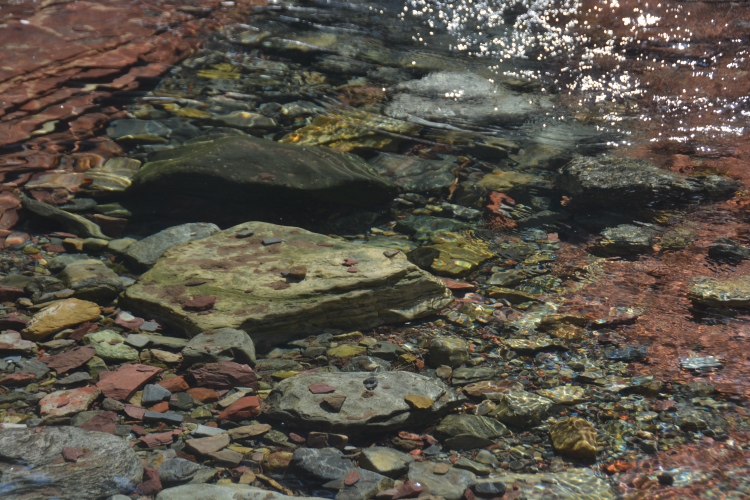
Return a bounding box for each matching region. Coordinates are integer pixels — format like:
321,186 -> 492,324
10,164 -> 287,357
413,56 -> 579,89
96,363 -> 162,401
217,396 -> 261,421
158,375 -> 190,393
23,298 -> 101,341
186,387 -> 220,403
149,401 -> 169,413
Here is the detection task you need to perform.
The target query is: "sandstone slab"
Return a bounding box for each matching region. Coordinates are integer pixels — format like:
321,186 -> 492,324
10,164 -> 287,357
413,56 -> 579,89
266,371 -> 459,433
23,298 -> 100,341
39,386 -> 101,419
123,222 -> 452,349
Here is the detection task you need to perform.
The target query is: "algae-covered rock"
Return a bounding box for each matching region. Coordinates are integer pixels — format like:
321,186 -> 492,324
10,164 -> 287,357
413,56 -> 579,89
123,222 -> 452,349
129,135 -> 398,206
549,417 -> 598,458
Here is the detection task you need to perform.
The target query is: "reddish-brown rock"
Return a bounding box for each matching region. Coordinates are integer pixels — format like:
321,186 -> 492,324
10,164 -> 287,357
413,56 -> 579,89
139,430 -> 178,448
41,346 -> 96,374
39,386 -> 100,418
61,447 -> 85,462
0,371 -> 37,386
185,434 -> 230,455
158,375 -> 190,393
96,363 -> 162,401
189,361 -> 258,390
0,285 -> 24,302
124,404 -> 147,420
0,331 -> 36,354
217,395 -> 261,421
183,295 -> 217,311
308,383 -> 336,394
79,411 -> 117,434
135,467 -> 162,496
187,387 -> 220,403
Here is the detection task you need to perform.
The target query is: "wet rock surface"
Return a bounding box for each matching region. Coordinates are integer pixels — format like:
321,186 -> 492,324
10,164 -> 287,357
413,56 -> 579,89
124,221 -> 452,348
0,426 -> 142,499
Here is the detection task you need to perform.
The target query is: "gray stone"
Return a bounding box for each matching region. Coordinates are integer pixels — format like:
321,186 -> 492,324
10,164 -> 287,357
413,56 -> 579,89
293,447 -> 354,481
594,224 -> 656,256
368,153 -> 455,194
359,447 -> 414,478
13,359 -> 49,379
428,337 -> 470,368
156,484 -> 329,500
55,371 -> 93,386
558,156 -> 738,209
436,414 -> 508,450
143,411 -> 184,425
142,384 -> 172,405
340,356 -> 390,373
182,328 -> 256,367
367,341 -> 405,361
125,223 -> 220,270
329,468 -> 394,500
129,135 -> 399,207
408,461 -> 476,500
0,426 -> 142,499
169,392 -> 194,411
266,371 -> 459,433
123,222 -> 452,350
453,457 -> 492,476
490,391 -> 553,428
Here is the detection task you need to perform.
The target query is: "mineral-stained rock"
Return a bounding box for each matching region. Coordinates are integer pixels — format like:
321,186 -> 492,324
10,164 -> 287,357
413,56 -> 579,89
182,328 -> 256,367
124,223 -> 220,270
128,135 -> 399,207
156,484 -> 328,500
266,371 -> 459,433
549,417 -> 598,459
489,390 -> 553,428
123,222 -> 452,349
23,298 -> 101,341
407,461 -> 476,500
689,277 -> 750,310
0,426 -> 142,499
479,469 -> 615,499
558,156 -> 738,209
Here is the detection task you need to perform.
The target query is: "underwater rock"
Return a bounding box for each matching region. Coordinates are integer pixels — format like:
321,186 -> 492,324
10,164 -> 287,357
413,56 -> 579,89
385,71 -> 553,127
592,224 -> 657,256
266,371 -> 459,433
689,277 -> 750,310
368,153 -> 456,193
123,222 -> 453,349
558,156 -> 739,209
128,135 -> 399,207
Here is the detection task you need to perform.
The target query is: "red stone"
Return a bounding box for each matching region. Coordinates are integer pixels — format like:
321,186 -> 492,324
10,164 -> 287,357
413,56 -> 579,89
342,259 -> 358,266
0,285 -> 24,302
138,431 -> 177,448
0,372 -> 37,386
135,466 -> 162,496
217,396 -> 261,421
96,363 -> 162,401
150,401 -> 169,413
41,346 -> 96,374
440,278 -> 476,292
183,295 -> 216,311
79,411 -> 117,434
114,312 -> 144,330
124,405 -> 147,420
0,313 -> 28,331
39,386 -> 100,418
343,470 -> 360,486
42,244 -> 66,253
392,480 -> 425,499
61,447 -> 85,462
308,383 -> 336,394
189,361 -> 258,390
158,375 -> 190,393
67,322 -> 99,342
289,432 -> 306,444
187,387 -> 219,403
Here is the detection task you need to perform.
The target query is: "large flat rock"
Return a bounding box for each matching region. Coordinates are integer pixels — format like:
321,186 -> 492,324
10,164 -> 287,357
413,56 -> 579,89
123,222 -> 453,349
265,371 -> 460,433
128,135 -> 399,206
0,426 -> 142,499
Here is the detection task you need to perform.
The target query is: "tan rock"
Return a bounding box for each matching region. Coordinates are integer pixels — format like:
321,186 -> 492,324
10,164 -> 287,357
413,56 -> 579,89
23,298 -> 101,341
404,394 -> 434,409
185,434 -> 231,455
549,417 -> 598,459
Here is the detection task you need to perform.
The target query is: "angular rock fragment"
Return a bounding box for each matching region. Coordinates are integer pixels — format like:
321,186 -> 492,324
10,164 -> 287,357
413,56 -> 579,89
23,298 -> 101,341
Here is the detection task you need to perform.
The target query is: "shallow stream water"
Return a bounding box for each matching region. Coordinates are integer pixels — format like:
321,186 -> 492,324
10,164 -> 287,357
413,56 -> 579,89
3,0 -> 750,498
